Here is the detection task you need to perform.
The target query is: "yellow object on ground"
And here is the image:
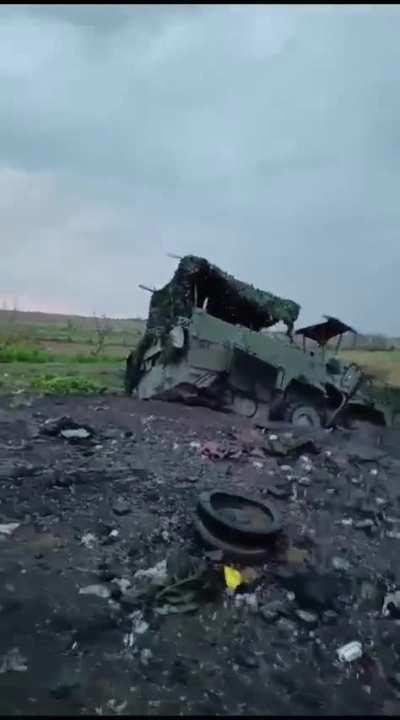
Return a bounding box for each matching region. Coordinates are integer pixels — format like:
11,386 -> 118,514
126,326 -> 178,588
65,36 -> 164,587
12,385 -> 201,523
224,565 -> 242,590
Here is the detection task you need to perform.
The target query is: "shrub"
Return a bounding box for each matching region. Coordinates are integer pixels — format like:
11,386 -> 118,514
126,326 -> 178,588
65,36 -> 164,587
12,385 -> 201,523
0,343 -> 125,364
68,353 -> 125,364
30,374 -> 106,394
0,344 -> 52,363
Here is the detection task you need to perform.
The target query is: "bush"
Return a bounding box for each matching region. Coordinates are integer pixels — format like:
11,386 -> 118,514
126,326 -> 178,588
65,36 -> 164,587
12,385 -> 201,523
30,374 -> 106,394
0,344 -> 52,363
0,343 -> 125,364
68,353 -> 125,364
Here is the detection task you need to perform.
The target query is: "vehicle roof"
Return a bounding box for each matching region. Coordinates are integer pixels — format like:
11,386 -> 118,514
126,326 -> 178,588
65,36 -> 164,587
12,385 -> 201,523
147,255 -> 301,333
295,315 -> 357,346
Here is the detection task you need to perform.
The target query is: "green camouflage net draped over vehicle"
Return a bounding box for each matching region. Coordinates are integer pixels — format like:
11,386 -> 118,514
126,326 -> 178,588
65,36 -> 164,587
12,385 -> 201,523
125,255 -> 300,392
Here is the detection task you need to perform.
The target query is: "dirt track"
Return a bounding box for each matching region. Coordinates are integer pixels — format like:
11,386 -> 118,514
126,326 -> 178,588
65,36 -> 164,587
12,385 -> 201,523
1,394 -> 400,716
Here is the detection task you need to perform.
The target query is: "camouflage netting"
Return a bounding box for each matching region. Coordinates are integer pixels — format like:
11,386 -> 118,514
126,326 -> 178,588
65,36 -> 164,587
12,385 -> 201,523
125,255 -> 300,392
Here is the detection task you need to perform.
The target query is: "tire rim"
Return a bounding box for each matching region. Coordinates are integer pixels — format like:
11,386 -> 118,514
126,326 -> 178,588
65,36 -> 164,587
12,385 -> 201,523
291,406 -> 321,427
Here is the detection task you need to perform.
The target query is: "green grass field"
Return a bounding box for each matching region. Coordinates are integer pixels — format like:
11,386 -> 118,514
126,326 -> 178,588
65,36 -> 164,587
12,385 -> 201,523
340,349 -> 400,386
0,310 -> 145,395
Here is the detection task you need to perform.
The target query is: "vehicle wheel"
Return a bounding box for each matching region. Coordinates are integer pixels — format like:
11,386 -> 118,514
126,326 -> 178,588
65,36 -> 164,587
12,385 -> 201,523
284,403 -> 323,428
231,393 -> 257,418
221,388 -> 257,418
343,414 -> 379,432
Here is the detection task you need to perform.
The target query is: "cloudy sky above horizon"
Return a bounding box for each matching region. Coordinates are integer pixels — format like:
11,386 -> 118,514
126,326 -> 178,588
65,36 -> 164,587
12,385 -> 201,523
1,4 -> 399,333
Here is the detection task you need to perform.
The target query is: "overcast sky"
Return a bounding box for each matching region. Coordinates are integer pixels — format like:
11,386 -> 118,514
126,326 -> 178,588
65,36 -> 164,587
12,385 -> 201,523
1,4 -> 399,333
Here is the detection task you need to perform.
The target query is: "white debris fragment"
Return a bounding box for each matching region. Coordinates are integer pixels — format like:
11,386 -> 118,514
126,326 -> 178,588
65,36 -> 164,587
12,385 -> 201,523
369,468 -> 378,476
173,443 -> 179,450
112,578 -> 131,593
337,517 -> 353,527
79,584 -> 110,599
61,428 -> 91,440
81,533 -> 97,549
252,461 -> 263,470
337,641 -> 363,663
140,648 -> 153,665
134,559 -> 167,583
109,529 -> 119,539
280,465 -> 291,472
268,434 -> 278,441
124,632 -> 134,649
386,531 -> 400,540
325,450 -> 332,458
234,593 -> 258,612
332,556 -> 351,571
355,519 -> 375,529
107,699 -> 128,714
0,648 -> 28,673
129,610 -> 149,636
190,441 -> 201,449
0,523 -> 20,536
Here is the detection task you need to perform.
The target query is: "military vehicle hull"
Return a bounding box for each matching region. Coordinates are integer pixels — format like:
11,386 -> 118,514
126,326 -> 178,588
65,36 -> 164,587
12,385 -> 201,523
126,256 -> 400,430
129,308 -> 397,429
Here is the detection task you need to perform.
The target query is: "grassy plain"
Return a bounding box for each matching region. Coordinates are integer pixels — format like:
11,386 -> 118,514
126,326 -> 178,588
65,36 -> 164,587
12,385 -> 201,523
340,349 -> 400,387
0,309 -> 145,394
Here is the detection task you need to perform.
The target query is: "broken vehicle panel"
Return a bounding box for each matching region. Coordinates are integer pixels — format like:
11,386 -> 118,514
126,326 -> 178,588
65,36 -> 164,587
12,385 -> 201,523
125,255 -> 400,429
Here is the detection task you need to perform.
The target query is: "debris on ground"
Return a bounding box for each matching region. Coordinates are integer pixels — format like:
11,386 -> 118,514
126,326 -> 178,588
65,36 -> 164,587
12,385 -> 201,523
224,566 -> 242,591
194,489 -> 281,563
60,427 -> 91,440
198,429 -> 322,463
0,523 -> 20,536
1,394 -> 400,715
132,549 -> 223,615
81,532 -> 97,549
337,641 -> 363,663
382,591 -> 400,618
40,416 -> 94,440
79,585 -> 111,599
0,649 -> 28,674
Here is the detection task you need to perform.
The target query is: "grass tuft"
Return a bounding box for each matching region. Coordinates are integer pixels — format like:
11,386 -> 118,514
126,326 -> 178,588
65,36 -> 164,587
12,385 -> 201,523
30,374 -> 106,394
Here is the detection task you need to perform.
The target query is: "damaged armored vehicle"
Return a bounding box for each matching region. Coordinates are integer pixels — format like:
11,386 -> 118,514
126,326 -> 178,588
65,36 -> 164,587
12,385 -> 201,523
125,256 -> 400,429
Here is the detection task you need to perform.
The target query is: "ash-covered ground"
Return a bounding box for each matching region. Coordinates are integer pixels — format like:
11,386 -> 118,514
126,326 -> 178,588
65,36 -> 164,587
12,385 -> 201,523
1,394 -> 400,716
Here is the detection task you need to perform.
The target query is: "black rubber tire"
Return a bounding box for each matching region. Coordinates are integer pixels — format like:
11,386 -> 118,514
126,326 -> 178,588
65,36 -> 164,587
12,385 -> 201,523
192,513 -> 271,565
284,402 -> 323,429
197,491 -> 281,546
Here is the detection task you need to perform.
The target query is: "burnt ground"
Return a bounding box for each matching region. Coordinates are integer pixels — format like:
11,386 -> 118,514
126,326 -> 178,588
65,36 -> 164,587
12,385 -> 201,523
1,395 -> 400,716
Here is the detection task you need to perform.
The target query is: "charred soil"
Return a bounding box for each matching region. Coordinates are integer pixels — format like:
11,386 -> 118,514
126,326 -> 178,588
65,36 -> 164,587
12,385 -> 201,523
1,394 -> 400,715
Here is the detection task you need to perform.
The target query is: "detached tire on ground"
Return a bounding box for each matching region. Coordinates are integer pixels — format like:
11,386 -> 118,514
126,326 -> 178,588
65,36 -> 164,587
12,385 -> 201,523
284,402 -> 323,429
194,491 -> 282,564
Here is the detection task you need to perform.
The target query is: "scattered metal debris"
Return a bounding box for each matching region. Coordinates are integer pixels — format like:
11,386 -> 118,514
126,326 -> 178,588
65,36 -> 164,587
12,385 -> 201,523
79,584 -> 111,599
0,523 -> 20,536
337,641 -> 363,663
0,648 -> 28,674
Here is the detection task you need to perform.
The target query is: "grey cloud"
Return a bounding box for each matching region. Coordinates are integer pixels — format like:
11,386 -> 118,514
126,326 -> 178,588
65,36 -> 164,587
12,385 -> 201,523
0,5 -> 399,333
